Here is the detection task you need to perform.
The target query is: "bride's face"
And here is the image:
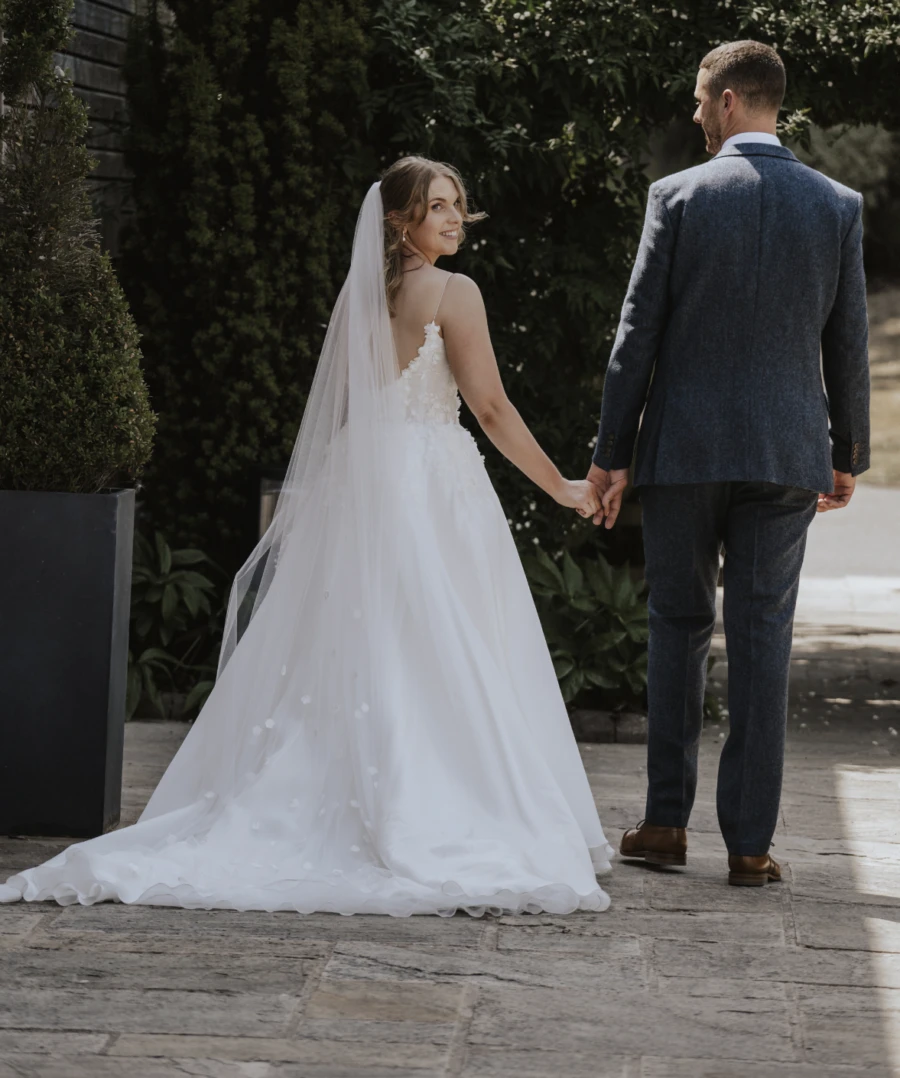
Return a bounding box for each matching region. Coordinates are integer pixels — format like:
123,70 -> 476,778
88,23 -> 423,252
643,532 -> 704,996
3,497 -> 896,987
405,176 -> 463,264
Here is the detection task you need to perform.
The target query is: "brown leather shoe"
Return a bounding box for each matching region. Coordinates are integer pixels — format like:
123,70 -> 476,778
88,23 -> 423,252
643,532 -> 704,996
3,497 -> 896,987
728,854 -> 782,887
620,820 -> 687,867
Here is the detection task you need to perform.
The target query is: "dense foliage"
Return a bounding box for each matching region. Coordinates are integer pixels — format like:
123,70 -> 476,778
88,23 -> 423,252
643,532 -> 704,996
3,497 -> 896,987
121,0 -> 370,568
121,1 -> 900,710
124,0 -> 900,572
127,531 -> 221,718
0,0 -> 154,493
366,0 -> 900,556
523,548 -> 650,704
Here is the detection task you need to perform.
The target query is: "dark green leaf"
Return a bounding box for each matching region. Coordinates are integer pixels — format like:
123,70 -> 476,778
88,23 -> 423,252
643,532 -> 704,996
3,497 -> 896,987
611,565 -> 636,610
584,558 -> 613,604
155,532 -> 172,576
172,570 -> 215,589
183,679 -> 215,714
559,667 -> 585,703
552,653 -> 575,678
625,668 -> 647,695
171,549 -> 209,566
593,630 -> 627,651
562,550 -> 584,597
585,667 -> 620,689
523,549 -> 565,592
161,583 -> 178,622
183,586 -> 200,618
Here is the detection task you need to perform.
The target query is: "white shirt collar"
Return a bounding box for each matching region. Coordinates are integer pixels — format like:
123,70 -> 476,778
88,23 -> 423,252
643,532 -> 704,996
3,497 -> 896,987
721,132 -> 782,152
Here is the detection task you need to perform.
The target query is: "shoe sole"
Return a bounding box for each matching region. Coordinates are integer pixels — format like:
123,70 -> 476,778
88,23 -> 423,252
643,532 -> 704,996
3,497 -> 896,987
621,850 -> 687,867
728,872 -> 782,887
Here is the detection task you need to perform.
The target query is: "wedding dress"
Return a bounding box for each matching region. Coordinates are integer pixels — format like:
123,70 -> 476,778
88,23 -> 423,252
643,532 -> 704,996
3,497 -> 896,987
0,183 -> 612,916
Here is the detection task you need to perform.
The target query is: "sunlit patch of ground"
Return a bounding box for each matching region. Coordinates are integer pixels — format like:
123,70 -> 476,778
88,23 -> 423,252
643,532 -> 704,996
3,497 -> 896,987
863,285 -> 900,488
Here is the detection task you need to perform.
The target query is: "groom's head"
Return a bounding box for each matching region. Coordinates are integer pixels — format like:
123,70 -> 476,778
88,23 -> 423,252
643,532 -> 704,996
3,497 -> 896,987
694,40 -> 785,155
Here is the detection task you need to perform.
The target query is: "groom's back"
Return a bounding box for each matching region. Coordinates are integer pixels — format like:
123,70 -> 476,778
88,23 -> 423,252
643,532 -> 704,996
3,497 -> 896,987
633,144 -> 866,492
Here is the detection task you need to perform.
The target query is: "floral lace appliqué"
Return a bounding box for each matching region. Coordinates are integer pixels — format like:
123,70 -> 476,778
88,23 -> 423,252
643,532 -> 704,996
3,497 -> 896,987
400,323 -> 463,427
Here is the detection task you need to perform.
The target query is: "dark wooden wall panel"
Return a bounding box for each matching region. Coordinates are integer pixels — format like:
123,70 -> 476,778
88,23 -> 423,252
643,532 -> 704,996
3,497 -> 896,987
72,1 -> 132,43
61,0 -> 138,256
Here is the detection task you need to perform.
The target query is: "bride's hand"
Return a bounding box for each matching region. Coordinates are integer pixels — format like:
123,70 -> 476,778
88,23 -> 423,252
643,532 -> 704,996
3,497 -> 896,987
554,479 -> 602,519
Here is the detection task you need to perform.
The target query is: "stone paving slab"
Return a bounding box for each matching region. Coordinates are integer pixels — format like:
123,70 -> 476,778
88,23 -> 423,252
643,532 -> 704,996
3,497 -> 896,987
107,1033 -> 451,1066
793,899 -> 900,952
641,1060 -> 896,1078
321,940 -> 649,991
799,985 -> 900,1068
466,983 -> 794,1058
0,1060 -> 446,1078
496,909 -> 786,947
0,986 -> 298,1036
654,937 -> 900,989
1,710 -> 899,1076
0,947 -> 318,992
459,1048 -> 632,1078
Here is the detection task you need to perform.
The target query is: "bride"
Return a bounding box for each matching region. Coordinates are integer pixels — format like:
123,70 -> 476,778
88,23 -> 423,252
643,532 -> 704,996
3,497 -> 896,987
1,157 -> 613,916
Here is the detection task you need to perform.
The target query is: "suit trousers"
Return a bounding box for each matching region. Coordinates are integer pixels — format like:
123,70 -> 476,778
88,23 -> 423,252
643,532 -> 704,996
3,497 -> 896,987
639,482 -> 818,855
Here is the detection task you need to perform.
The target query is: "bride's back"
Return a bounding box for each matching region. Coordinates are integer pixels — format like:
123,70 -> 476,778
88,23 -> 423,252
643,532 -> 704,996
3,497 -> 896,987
391,266 -> 454,373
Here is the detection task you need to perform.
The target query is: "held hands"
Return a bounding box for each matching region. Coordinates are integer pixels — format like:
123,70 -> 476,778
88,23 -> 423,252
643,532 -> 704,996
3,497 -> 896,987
586,464 -> 630,529
818,470 -> 856,512
554,478 -> 603,519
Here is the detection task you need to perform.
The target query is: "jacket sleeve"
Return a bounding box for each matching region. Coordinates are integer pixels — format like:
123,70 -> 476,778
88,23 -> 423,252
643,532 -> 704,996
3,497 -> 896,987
592,182 -> 675,471
821,193 -> 870,476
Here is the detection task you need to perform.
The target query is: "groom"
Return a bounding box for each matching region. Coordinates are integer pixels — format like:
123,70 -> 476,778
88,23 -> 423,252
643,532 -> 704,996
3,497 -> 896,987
588,40 -> 870,885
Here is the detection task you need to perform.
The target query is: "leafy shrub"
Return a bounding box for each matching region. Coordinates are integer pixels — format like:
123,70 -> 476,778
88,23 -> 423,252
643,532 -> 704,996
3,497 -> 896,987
0,0 -> 154,493
120,0 -> 369,570
523,549 -> 649,706
367,0 -> 900,560
127,531 -> 220,719
524,547 -> 722,721
123,1 -> 900,574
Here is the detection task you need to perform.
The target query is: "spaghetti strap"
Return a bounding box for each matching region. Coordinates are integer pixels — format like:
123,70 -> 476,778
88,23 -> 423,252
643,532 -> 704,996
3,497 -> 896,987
431,273 -> 454,325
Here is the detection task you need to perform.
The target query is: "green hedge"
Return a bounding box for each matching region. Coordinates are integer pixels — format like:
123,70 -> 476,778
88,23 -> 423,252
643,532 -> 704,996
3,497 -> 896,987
123,0 -> 900,575
366,0 -> 900,558
121,0 -> 370,568
0,0 -> 154,493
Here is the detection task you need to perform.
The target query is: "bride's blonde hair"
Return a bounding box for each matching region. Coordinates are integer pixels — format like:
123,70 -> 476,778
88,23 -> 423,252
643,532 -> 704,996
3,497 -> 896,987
380,156 -> 486,316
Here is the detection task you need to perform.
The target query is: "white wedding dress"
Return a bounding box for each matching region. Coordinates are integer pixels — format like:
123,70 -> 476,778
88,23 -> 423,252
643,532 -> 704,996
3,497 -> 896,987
0,184 -> 612,916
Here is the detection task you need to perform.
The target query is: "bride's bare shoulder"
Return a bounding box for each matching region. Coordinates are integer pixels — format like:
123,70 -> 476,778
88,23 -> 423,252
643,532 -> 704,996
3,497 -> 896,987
443,273 -> 486,319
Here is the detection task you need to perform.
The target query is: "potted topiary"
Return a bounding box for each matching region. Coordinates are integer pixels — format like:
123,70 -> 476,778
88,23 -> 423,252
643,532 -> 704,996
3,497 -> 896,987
0,0 -> 155,836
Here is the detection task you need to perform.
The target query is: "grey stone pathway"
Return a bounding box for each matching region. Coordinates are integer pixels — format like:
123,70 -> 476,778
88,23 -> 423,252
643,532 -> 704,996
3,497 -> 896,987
1,673 -> 899,1078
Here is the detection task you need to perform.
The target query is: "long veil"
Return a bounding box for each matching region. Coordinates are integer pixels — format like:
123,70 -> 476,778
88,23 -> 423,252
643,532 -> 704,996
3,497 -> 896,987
218,180 -> 401,674
133,180 -> 409,822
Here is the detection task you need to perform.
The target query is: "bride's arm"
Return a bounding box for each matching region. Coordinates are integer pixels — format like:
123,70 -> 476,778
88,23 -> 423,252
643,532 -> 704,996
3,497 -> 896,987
441,275 -> 599,516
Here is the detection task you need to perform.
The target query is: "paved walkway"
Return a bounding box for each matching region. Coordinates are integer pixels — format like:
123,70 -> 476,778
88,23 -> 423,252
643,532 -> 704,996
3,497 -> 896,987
1,703 -> 898,1077
2,495 -> 898,1077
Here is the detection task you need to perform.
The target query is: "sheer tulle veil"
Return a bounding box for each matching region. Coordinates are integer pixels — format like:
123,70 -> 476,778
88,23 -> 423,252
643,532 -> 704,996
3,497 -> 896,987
219,181 -> 402,675
128,179 -> 412,821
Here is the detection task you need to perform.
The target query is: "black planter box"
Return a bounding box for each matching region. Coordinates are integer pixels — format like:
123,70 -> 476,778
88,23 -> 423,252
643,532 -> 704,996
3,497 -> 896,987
0,488 -> 134,836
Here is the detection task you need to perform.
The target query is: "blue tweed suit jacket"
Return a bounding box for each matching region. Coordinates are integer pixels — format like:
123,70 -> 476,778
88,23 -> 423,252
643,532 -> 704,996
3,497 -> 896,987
592,143 -> 870,491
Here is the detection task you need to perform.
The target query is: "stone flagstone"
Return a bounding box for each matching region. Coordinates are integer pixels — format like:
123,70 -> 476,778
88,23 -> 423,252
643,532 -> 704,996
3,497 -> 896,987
0,705 -> 898,1076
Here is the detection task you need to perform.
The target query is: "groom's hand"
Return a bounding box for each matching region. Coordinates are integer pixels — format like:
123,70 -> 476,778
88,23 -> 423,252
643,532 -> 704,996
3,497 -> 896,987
586,464 -> 609,526
599,468 -> 629,529
818,470 -> 856,512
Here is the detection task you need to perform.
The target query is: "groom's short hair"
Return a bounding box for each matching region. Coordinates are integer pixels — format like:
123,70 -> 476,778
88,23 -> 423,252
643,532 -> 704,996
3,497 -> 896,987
700,40 -> 786,113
